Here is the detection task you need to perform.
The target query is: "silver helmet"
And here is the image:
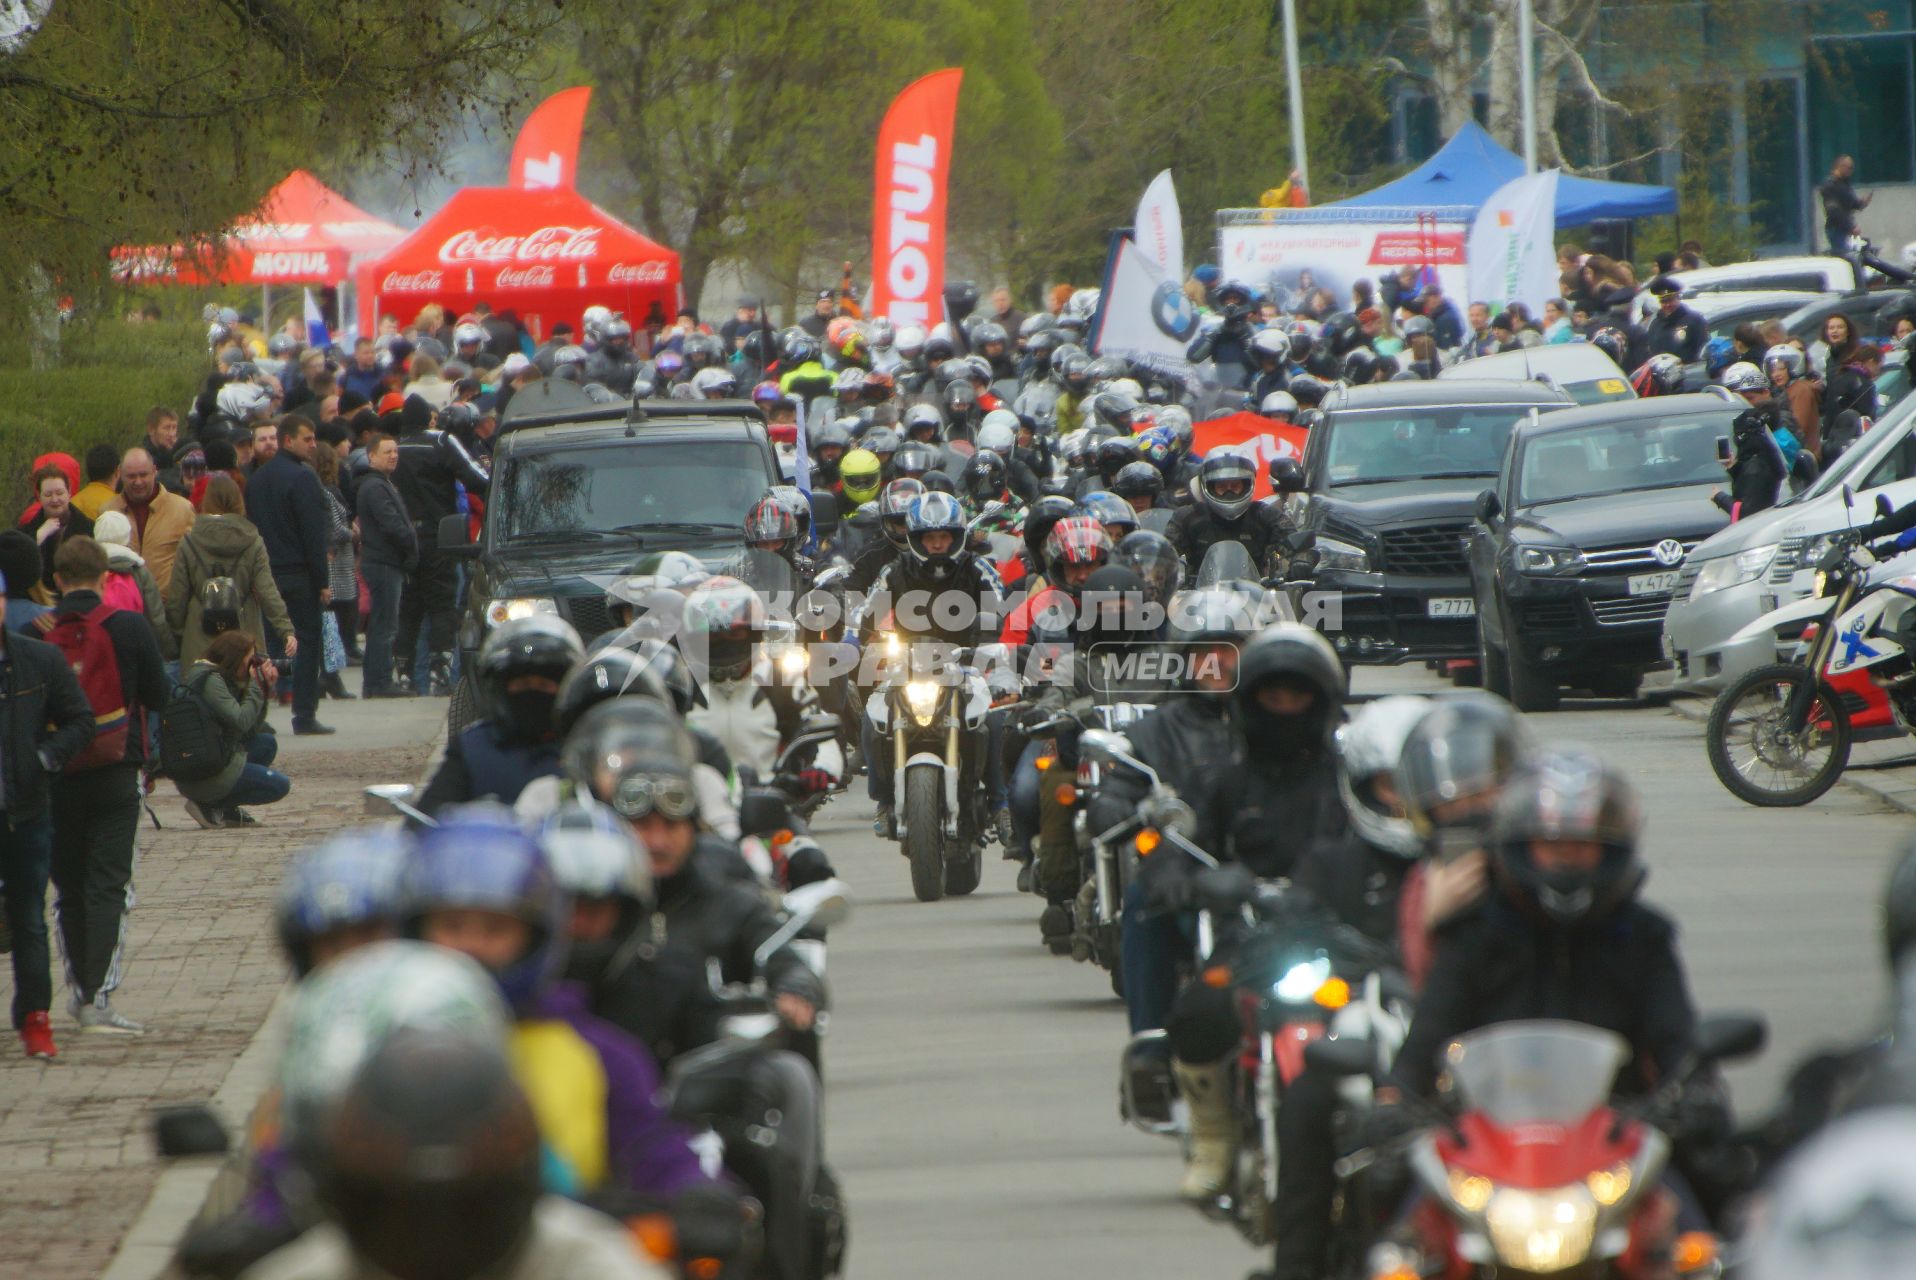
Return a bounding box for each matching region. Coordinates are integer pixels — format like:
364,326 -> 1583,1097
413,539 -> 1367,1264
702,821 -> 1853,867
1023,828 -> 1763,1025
1334,696 -> 1433,860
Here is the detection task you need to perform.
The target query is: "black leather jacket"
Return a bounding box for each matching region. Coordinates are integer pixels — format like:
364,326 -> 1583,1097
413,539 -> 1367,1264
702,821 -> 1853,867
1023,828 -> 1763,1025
654,850 -> 825,1006
395,426 -> 490,525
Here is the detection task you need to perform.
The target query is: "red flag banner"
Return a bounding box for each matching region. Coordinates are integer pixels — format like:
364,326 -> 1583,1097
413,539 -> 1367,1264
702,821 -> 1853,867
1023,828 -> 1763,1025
1189,411 -> 1310,499
510,86 -> 593,191
869,68 -> 963,330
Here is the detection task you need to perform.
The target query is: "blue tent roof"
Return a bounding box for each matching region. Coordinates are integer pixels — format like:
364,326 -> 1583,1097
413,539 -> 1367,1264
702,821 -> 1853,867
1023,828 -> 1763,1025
1328,121 -> 1675,226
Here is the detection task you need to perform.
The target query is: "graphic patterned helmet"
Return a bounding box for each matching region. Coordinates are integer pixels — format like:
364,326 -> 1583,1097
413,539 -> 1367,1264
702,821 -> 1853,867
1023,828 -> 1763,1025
1589,327 -> 1629,368
1043,515 -> 1113,594
879,477 -> 926,547
1721,361 -> 1766,394
744,494 -> 799,551
962,450 -> 1010,506
1632,353 -> 1686,397
904,491 -> 968,579
276,829 -> 409,976
680,575 -> 765,677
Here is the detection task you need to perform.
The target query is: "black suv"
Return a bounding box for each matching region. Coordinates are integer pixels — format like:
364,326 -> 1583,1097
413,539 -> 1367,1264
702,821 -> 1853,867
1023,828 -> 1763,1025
439,383 -> 782,732
1467,392 -> 1737,711
1281,380 -> 1573,666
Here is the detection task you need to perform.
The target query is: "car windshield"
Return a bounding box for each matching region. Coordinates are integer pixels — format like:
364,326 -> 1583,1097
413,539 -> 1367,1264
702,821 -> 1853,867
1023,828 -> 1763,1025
1325,405 -> 1533,486
1790,393 -> 1916,504
1517,410 -> 1736,505
1450,1022 -> 1630,1126
503,440 -> 768,541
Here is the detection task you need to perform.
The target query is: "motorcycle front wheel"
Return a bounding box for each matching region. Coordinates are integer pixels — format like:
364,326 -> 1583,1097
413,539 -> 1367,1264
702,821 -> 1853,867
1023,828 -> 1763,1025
904,765 -> 946,902
1706,663 -> 1852,807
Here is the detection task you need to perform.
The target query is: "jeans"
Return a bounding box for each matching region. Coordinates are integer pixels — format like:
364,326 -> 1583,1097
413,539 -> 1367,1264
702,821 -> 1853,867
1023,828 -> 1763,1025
269,570 -> 324,725
361,561 -> 405,693
0,812 -> 53,1026
221,734 -> 290,808
1119,879 -> 1191,1035
50,763 -> 141,1006
1008,739 -> 1046,858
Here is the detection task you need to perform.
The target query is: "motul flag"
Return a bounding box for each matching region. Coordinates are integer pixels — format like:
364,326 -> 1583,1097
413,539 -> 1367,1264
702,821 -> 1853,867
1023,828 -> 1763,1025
868,68 -> 963,330
1189,412 -> 1309,499
510,86 -> 593,191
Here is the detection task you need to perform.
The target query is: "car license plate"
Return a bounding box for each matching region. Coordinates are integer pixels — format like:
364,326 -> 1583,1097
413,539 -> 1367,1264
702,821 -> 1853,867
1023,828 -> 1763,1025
1427,597 -> 1477,618
1628,571 -> 1680,596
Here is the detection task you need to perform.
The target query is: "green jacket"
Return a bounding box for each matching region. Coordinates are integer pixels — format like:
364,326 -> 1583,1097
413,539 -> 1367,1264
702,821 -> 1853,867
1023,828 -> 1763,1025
172,661 -> 270,804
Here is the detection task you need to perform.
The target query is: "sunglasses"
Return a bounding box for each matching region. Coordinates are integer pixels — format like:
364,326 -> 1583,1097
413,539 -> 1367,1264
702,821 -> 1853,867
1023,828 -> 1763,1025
610,773 -> 697,821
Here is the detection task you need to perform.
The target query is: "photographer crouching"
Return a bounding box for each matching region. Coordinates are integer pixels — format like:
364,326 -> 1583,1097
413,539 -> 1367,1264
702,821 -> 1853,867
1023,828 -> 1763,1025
173,630 -> 292,829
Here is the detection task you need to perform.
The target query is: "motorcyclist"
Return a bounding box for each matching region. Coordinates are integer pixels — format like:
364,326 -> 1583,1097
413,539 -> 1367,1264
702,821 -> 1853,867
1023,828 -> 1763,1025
1111,461 -> 1165,515
1187,279 -> 1258,387
1257,390 -> 1300,426
974,408 -> 1043,502
584,319 -> 642,395
809,419 -> 852,493
418,616 -> 584,815
393,393 -> 491,694
1165,452 -> 1289,574
562,701 -> 825,1029
1715,361 -> 1789,519
741,494 -> 817,589
837,446 -> 883,512
401,805 -> 712,1203
845,476 -> 924,594
1248,329 -> 1293,404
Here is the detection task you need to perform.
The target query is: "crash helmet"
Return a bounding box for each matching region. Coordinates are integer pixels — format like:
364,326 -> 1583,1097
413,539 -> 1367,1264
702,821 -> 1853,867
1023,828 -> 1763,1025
891,442 -> 941,482
903,403 -> 944,442
1023,494 -> 1078,567
904,491 -> 969,580
1232,623 -> 1346,756
654,349 -> 685,381
779,329 -> 819,368
1721,361 -> 1767,394
839,448 -> 883,505
1762,344 -> 1806,381
1488,747 -> 1644,925
1155,405 -> 1195,456
1077,489 -> 1139,540
894,324 -> 927,360
1287,373 -> 1330,408
1112,460 -> 1165,507
743,493 -> 800,555
977,408 -> 1020,455
1115,529 -> 1182,607
1588,327 -> 1629,368
879,477 -> 927,548
275,830 -> 409,977
1333,696 -> 1432,861
962,450 -> 1011,507
476,615 -> 585,742
1632,352 -> 1686,397
680,575 -> 765,679
691,366 -> 737,398
1397,692 -> 1532,850
866,316 -> 896,351
1343,348 -> 1378,385
1259,390 -> 1299,422
582,305 -> 613,344
1197,451 -> 1257,520
1249,328 -> 1290,366
1094,433 -> 1138,482
541,797 -> 654,985
553,645 -> 672,738
1042,515 -> 1113,596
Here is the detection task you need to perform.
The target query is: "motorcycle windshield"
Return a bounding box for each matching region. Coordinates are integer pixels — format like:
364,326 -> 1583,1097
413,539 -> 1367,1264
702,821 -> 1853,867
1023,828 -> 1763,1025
1195,540 -> 1259,587
1447,1021 -> 1630,1127
735,547 -> 797,612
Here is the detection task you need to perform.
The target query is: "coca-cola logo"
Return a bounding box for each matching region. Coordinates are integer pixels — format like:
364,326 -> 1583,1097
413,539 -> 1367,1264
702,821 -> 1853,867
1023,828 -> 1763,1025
494,265 -> 556,290
607,260 -> 669,285
438,225 -> 602,265
382,269 -> 443,292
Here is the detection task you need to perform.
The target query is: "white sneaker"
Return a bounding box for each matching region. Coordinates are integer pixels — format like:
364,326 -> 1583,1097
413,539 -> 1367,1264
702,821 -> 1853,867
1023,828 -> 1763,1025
76,1002 -> 146,1035
183,799 -> 224,830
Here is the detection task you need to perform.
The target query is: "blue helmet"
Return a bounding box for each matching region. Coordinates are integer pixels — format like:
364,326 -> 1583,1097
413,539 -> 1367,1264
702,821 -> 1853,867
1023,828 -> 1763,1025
401,805 -> 565,1011
276,829 -> 409,977
904,491 -> 968,580
1076,490 -> 1140,539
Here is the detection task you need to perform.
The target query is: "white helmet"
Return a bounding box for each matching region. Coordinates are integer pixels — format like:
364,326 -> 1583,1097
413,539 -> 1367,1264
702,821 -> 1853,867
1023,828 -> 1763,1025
216,382 -> 271,422
1259,390 -> 1299,420
1762,344 -> 1805,379
552,343 -> 589,368
1066,288 -> 1101,320
691,366 -> 738,398
1333,696 -> 1432,860
976,409 -> 1019,455
894,324 -> 927,358
1903,241 -> 1916,270
1108,377 -> 1144,402
866,316 -> 895,351
582,305 -> 613,343
1721,361 -> 1766,394
453,322 -> 486,350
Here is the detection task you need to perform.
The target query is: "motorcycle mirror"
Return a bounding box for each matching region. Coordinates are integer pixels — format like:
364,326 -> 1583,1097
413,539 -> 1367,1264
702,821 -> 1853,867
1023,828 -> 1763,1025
1077,728 -> 1133,767
737,789 -> 792,838
153,1104 -> 230,1158
782,877 -> 852,931
1844,483 -> 1856,509
1268,456 -> 1306,493
1693,1013 -> 1767,1065
1302,1035 -> 1374,1079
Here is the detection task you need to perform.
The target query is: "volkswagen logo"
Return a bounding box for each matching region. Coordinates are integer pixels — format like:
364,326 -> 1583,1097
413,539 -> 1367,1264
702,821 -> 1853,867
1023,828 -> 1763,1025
1652,538 -> 1686,567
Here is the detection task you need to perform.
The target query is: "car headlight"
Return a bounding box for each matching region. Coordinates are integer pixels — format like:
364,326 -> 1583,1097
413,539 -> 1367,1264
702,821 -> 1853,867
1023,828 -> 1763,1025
1688,544 -> 1777,600
485,597 -> 558,627
1273,955 -> 1333,1002
1315,536 -> 1370,573
1516,545 -> 1585,575
1484,1185 -> 1598,1272
904,679 -> 942,725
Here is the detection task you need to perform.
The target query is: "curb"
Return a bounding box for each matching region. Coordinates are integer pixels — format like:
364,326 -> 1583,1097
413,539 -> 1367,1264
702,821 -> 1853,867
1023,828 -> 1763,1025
98,716 -> 452,1280
1664,693 -> 1916,817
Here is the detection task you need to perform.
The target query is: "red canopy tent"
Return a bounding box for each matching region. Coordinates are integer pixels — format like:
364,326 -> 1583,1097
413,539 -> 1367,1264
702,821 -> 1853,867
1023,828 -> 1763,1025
111,169 -> 403,287
356,186 -> 680,343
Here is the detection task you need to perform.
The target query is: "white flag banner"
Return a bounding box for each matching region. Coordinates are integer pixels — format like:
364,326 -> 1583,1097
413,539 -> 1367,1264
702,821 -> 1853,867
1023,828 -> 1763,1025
1089,233 -> 1196,376
1133,168 -> 1184,282
1467,170 -> 1560,315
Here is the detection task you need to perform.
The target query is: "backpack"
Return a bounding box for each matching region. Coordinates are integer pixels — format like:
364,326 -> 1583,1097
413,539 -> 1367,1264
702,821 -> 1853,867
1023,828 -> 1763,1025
38,604 -> 130,771
158,667 -> 231,783
186,538 -> 242,637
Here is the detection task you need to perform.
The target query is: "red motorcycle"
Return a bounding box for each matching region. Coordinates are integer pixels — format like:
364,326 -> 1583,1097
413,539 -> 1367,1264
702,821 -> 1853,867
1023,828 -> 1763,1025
1310,1017 -> 1763,1279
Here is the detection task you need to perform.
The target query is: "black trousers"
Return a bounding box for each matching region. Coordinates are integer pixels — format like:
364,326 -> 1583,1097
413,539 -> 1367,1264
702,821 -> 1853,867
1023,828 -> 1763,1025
397,542 -> 458,681
50,763 -> 141,1004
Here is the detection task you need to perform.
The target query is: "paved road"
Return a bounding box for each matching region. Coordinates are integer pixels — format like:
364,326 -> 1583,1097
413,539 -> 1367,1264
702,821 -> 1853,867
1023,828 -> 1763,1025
823,666 -> 1911,1279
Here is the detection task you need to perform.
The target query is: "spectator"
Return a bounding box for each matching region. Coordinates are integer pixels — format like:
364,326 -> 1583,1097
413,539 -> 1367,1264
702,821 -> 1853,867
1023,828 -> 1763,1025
313,442 -> 360,693
91,512 -> 173,659
22,463 -> 95,602
41,535 -> 169,1035
19,451 -> 78,527
989,286 -> 1025,337
174,629 -> 291,829
355,433 -> 416,698
404,353 -> 455,410
249,420 -> 281,475
798,290 -> 837,339
104,447 -> 196,594
530,322 -> 575,375
143,407 -> 185,496
1465,301 -> 1495,356
73,444 -> 120,520
0,531 -> 50,632
1731,322 -> 1765,363
197,438 -> 242,507
340,337 -> 384,403
164,475 -> 294,672
245,415 -> 334,736
1419,287 -> 1464,348
0,567 -> 94,1059
719,296 -> 761,351
1680,240 -> 1710,268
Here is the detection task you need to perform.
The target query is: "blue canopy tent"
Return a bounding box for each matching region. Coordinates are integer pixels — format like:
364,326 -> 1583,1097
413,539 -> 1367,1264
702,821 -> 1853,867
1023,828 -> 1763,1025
1328,121 -> 1675,226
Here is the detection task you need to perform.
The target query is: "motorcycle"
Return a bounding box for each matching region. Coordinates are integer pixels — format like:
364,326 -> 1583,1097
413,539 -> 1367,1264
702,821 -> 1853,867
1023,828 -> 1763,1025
665,878 -> 853,1280
736,714 -> 845,880
1078,729 -> 1411,1247
866,634 -> 997,902
1055,701 -> 1155,981
1706,490 -> 1916,805
1307,1015 -> 1766,1280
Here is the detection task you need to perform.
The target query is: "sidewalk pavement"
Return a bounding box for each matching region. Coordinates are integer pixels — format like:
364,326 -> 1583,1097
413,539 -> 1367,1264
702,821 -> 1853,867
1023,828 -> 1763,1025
1665,690 -> 1916,814
0,696 -> 447,1280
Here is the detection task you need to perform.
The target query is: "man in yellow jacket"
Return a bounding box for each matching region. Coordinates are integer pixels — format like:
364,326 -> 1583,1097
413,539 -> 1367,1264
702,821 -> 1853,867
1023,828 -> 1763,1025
104,447 -> 195,593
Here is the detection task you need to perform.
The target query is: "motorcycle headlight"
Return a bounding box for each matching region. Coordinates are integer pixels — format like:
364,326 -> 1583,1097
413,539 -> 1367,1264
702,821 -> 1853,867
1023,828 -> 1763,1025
778,645 -> 809,679
1314,536 -> 1370,574
1689,544 -> 1777,600
485,596 -> 558,627
1273,955 -> 1333,1002
1484,1185 -> 1598,1272
1516,545 -> 1585,575
881,631 -> 904,661
904,679 -> 942,725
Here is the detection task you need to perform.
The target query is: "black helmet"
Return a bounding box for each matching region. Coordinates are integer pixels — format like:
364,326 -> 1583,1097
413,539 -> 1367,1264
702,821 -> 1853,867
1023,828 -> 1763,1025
1489,747 -> 1644,926
1232,623 -> 1346,758
893,442 -> 941,480
1092,391 -> 1138,434
561,699 -> 699,820
923,329 -> 957,363
1322,310 -> 1360,355
962,450 -> 1010,506
934,357 -> 972,390
316,1029 -> 543,1280
1111,460 -> 1165,506
1024,493 -> 1077,566
1077,489 -> 1139,540
1094,434 -> 1137,483
779,329 -> 819,367
1287,374 -> 1330,408
1397,693 -> 1532,849
1590,326 -> 1629,368
1343,348 -> 1378,384
1287,328 -> 1314,363
1025,329 -> 1062,373
943,378 -> 978,421
1304,344 -> 1341,380
1197,452 -> 1257,520
974,321 -> 1008,351
879,476 -> 926,548
476,616 -> 585,742
812,419 -> 852,457
1401,315 -> 1435,340
554,646 -> 670,737
1059,352 -> 1093,392
904,491 -> 968,581
1114,530 -> 1181,607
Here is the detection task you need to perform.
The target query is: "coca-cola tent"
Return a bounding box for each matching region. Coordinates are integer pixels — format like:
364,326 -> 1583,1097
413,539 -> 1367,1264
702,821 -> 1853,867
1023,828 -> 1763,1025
111,169 -> 403,288
356,185 -> 679,342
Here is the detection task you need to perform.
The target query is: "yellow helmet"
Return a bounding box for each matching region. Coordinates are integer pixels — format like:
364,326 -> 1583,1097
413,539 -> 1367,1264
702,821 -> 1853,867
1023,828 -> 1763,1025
840,448 -> 882,504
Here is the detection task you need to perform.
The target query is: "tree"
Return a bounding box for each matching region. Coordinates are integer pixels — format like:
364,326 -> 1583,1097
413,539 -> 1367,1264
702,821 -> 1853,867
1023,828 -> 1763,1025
0,1 -> 558,329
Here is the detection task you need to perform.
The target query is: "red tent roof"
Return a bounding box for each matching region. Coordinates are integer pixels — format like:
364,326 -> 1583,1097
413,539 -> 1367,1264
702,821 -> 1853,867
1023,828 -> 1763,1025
112,170 -> 403,285
357,185 -> 680,340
